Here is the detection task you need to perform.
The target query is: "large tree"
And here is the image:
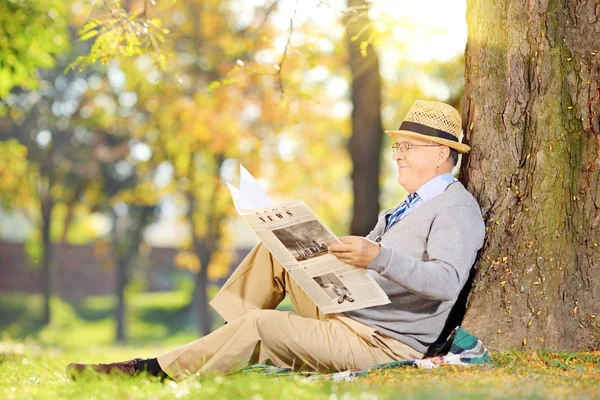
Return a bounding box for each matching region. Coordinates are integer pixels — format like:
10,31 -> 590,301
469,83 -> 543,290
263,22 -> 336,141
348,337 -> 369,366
460,0 -> 599,350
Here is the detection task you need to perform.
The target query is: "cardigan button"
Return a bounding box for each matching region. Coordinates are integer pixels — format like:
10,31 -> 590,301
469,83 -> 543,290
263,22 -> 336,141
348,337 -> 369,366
375,238 -> 381,242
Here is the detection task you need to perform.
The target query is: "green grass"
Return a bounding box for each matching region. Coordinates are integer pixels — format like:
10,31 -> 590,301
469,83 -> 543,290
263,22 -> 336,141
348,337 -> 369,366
1,343 -> 599,400
1,292 -> 599,399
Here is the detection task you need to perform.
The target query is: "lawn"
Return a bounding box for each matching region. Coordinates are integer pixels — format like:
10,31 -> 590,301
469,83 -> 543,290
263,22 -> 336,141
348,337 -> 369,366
1,292 -> 599,399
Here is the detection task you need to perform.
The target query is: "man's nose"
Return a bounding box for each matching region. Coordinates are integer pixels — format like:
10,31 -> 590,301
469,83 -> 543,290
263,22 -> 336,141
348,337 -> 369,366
393,152 -> 405,161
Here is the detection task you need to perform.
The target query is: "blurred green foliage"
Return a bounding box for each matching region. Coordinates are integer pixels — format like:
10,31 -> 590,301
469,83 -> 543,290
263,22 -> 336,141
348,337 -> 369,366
0,139 -> 34,207
67,0 -> 171,72
0,0 -> 70,100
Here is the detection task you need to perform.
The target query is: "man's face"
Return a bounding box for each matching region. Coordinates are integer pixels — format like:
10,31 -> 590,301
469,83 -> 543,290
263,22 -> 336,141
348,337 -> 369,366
392,136 -> 446,193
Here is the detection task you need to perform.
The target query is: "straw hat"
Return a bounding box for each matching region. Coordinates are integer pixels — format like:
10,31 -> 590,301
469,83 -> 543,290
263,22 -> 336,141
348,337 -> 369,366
385,100 -> 470,153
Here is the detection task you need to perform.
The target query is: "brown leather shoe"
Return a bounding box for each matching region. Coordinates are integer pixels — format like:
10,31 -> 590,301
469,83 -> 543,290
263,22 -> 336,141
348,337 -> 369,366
67,358 -> 141,380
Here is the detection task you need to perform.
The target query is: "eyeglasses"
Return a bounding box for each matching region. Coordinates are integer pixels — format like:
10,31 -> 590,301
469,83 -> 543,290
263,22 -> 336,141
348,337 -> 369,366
392,142 -> 441,153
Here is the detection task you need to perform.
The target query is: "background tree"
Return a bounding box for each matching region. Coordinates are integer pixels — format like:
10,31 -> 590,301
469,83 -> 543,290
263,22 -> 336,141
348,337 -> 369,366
68,56 -> 166,341
0,32 -> 159,336
109,0 -> 359,334
126,0 -> 282,335
109,196 -> 156,342
345,0 -> 384,236
460,0 -> 600,350
0,54 -> 104,325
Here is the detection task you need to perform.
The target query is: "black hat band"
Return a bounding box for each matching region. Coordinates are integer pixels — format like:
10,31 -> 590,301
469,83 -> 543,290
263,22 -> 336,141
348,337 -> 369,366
399,121 -> 459,142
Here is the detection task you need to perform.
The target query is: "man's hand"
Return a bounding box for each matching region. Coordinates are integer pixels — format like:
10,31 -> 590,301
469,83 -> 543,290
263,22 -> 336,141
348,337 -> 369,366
328,236 -> 381,269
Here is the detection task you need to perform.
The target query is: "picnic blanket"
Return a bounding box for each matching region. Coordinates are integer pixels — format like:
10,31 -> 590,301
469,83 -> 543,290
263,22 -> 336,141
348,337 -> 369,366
241,327 -> 489,382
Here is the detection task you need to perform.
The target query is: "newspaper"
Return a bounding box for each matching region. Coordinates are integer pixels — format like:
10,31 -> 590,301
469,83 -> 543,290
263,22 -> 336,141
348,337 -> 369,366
227,166 -> 390,314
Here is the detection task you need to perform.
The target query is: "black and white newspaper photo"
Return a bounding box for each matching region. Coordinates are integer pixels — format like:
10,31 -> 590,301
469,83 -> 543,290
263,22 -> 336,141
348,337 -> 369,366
313,273 -> 355,305
271,220 -> 333,262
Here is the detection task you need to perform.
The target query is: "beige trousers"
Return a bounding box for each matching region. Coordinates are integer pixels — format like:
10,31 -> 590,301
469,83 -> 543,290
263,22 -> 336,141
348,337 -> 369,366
157,243 -> 423,381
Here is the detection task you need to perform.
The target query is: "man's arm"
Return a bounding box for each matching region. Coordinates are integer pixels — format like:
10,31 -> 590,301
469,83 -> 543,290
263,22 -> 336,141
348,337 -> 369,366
328,236 -> 381,268
329,205 -> 485,301
368,205 -> 485,301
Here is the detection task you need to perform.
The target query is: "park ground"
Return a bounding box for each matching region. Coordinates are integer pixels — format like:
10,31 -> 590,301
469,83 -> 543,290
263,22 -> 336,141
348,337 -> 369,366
1,290 -> 599,400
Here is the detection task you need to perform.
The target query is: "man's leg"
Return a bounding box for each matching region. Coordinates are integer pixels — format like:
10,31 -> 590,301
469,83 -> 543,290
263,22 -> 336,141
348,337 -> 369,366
209,242 -> 324,322
157,243 -> 422,381
207,242 -> 401,355
67,243 -> 298,381
156,309 -> 399,381
67,243 -> 422,380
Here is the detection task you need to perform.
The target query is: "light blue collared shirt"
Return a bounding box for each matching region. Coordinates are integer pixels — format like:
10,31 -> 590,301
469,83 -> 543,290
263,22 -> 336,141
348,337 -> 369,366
391,173 -> 456,221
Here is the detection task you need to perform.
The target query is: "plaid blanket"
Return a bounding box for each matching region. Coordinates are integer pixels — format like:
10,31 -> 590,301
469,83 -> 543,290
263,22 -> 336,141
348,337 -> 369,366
241,327 -> 489,382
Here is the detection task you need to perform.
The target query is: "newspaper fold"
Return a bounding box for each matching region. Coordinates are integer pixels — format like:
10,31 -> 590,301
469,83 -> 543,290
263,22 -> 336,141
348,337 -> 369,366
228,165 -> 390,314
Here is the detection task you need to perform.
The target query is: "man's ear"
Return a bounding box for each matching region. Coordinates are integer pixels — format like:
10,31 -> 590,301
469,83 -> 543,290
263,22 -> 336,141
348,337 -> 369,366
437,146 -> 451,167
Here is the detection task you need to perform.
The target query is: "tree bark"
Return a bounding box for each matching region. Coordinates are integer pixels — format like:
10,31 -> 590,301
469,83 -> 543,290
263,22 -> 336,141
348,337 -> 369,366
345,0 -> 383,236
461,0 -> 600,350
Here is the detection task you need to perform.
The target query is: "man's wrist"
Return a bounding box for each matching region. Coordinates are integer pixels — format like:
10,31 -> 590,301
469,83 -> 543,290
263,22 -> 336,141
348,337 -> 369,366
367,241 -> 382,267
374,240 -> 382,253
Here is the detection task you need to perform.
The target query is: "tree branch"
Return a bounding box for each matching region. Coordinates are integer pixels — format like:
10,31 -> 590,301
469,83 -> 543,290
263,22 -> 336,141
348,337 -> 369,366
276,0 -> 299,96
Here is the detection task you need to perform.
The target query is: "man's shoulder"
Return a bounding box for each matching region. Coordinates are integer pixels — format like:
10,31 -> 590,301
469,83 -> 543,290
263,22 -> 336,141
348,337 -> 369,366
433,181 -> 483,217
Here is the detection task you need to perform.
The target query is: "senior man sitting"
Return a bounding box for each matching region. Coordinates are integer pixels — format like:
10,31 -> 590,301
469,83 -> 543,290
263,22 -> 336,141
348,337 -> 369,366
67,100 -> 485,381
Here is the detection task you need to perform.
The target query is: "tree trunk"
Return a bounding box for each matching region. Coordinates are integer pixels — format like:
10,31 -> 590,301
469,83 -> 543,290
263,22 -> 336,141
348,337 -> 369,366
191,241 -> 213,336
461,0 -> 600,350
184,188 -> 214,336
185,153 -> 225,336
111,209 -> 128,343
345,0 -> 383,236
115,257 -> 128,342
112,206 -> 151,343
40,172 -> 53,326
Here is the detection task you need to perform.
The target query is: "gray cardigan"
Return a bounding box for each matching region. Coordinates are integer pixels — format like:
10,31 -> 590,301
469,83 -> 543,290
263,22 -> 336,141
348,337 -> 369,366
345,181 -> 485,354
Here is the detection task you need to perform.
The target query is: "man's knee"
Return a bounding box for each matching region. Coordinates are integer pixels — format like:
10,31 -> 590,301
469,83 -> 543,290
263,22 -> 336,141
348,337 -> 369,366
241,309 -> 285,324
240,310 -> 293,339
